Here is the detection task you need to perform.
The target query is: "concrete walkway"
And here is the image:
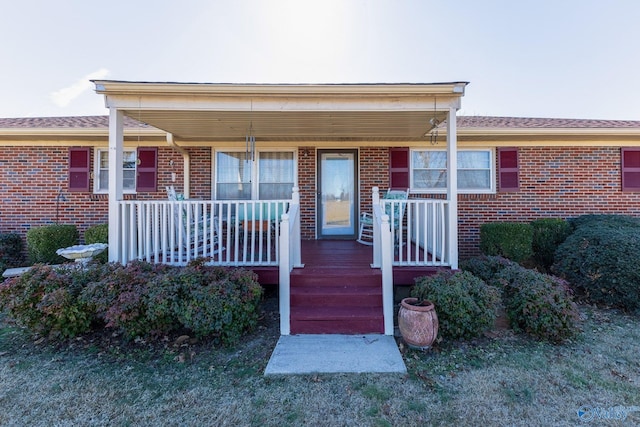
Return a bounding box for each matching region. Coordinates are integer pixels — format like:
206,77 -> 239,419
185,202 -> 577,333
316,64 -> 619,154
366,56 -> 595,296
264,334 -> 407,375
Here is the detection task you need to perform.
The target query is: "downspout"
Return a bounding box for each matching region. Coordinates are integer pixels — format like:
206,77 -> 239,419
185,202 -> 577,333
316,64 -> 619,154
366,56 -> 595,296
166,133 -> 190,199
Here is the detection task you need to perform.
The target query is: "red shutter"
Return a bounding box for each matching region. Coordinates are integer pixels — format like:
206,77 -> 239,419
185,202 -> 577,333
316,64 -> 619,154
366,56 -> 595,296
389,147 -> 409,190
498,147 -> 519,192
622,148 -> 640,191
68,147 -> 90,192
136,147 -> 157,192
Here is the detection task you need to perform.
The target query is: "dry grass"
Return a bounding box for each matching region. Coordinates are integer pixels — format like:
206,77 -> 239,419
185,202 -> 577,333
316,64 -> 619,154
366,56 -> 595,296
1,293 -> 639,426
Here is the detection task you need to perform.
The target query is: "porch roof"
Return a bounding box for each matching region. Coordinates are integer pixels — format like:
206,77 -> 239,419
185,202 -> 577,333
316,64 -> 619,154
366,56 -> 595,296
93,81 -> 468,142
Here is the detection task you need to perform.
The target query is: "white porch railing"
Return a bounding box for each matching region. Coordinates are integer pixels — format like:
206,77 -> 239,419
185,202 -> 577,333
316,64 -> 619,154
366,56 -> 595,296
115,198 -> 291,266
371,187 -> 451,268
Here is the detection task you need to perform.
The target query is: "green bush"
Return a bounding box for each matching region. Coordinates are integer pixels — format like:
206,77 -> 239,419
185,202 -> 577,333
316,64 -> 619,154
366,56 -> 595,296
460,255 -> 517,285
479,222 -> 533,262
568,214 -> 640,231
0,233 -> 24,275
26,224 -> 78,264
412,271 -> 500,340
80,260 -> 263,344
531,218 -> 572,270
172,266 -> 263,345
0,264 -> 100,338
81,261 -> 173,338
495,265 -> 580,343
553,223 -> 640,311
84,224 -> 108,263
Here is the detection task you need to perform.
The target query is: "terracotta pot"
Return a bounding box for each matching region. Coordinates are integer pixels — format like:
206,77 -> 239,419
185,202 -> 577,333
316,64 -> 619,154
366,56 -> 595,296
398,298 -> 438,349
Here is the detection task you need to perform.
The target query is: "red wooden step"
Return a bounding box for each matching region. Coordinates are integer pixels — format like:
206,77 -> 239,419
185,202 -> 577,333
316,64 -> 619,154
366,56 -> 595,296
290,306 -> 384,334
290,286 -> 382,307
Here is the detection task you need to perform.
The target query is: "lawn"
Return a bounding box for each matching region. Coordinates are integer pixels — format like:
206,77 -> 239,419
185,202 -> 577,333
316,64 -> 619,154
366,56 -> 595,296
1,291 -> 639,426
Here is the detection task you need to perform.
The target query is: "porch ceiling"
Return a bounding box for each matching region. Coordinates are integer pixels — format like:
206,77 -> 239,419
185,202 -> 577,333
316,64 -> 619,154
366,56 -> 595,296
119,109 -> 450,142
94,81 -> 467,142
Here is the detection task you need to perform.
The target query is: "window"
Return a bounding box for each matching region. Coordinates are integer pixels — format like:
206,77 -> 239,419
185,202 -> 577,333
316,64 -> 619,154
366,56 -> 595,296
410,149 -> 494,193
94,148 -> 157,193
215,150 -> 295,200
622,148 -> 640,191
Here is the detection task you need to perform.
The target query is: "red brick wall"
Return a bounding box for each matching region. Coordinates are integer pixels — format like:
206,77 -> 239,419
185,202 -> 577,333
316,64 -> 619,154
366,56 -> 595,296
359,147 -> 389,215
0,146 -> 207,244
298,147 -> 316,239
4,144 -> 639,259
458,146 -> 640,257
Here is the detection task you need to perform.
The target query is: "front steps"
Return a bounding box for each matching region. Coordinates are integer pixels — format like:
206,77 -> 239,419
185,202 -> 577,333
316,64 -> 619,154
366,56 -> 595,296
289,267 -> 384,334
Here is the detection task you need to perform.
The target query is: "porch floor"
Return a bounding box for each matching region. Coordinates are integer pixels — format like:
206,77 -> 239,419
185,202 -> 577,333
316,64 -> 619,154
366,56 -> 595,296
254,239 -> 445,286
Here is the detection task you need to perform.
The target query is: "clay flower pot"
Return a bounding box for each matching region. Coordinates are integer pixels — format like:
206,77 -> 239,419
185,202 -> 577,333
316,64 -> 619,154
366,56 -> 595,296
398,298 -> 439,349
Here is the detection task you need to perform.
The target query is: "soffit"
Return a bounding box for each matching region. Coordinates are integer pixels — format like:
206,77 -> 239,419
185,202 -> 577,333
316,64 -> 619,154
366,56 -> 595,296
95,81 -> 467,142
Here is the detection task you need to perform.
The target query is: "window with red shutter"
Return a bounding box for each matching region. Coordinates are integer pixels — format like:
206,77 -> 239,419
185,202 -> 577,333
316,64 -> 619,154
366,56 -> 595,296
136,147 -> 158,192
498,147 -> 519,192
622,148 -> 640,191
68,147 -> 90,192
389,147 -> 409,190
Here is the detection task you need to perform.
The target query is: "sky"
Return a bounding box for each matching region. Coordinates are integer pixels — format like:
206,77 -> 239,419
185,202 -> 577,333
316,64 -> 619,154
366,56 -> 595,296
1,0 -> 639,120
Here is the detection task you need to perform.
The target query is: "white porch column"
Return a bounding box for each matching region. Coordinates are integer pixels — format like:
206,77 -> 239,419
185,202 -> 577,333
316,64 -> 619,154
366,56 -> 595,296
108,109 -> 125,263
446,107 -> 459,269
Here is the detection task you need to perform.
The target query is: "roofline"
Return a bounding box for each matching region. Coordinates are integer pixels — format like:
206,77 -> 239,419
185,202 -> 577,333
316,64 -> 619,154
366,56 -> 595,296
92,80 -> 469,97
0,128 -> 163,138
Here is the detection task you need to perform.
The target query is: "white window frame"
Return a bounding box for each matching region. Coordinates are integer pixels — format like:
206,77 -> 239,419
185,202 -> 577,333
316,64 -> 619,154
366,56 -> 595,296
410,148 -> 496,194
213,149 -> 298,200
93,148 -> 137,194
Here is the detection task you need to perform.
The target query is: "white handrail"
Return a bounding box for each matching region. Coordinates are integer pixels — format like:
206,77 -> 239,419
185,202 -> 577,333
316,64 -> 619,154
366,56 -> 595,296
278,186 -> 302,335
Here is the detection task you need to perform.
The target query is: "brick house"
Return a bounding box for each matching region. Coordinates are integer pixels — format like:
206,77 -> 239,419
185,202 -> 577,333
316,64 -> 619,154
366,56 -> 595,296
2,81 -> 640,335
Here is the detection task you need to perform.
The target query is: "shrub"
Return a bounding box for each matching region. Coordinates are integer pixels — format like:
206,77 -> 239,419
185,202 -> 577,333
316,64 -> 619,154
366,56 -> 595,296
459,255 -> 517,285
26,224 -> 78,264
479,222 -> 533,262
173,266 -> 263,345
84,224 -> 108,263
412,271 -> 500,340
531,218 -> 572,270
568,214 -> 640,231
495,265 -> 580,343
80,261 -> 172,338
553,223 -> 640,311
0,233 -> 24,275
81,260 -> 263,343
0,264 -> 100,338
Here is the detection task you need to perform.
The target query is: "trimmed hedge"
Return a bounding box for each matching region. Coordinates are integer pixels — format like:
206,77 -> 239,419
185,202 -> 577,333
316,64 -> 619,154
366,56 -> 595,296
553,220 -> 640,312
531,218 -> 572,270
479,222 -> 533,262
84,224 -> 109,263
412,270 -> 500,340
26,224 -> 78,264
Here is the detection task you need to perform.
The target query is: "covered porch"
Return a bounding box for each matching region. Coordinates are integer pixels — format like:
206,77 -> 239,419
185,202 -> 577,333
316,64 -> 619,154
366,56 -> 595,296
93,81 -> 467,336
